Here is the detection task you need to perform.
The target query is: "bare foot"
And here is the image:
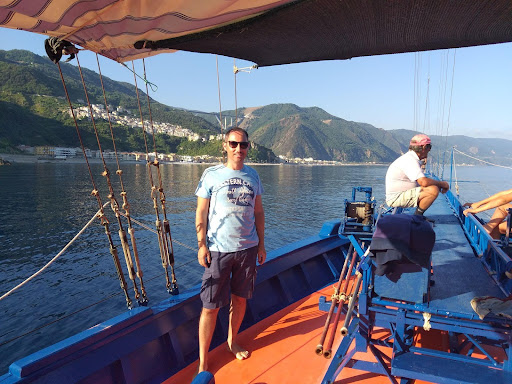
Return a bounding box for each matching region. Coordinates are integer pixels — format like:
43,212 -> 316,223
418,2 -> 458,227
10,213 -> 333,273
197,361 -> 208,375
227,342 -> 249,360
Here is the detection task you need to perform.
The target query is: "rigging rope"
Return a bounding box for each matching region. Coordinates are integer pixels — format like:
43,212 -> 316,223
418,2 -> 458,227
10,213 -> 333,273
75,55 -> 142,306
143,58 -> 179,294
120,62 -> 158,92
117,212 -> 196,252
56,59 -> 133,309
413,52 -> 419,132
131,60 -> 178,295
95,54 -> 148,304
434,51 -> 447,139
452,147 -> 512,170
216,55 -> 226,163
452,150 -> 460,196
422,56 -> 430,133
441,49 -> 457,179
0,206 -> 197,304
0,202 -> 109,302
234,58 -> 238,125
445,50 -> 457,140
216,55 -> 223,134
451,146 -> 512,207
0,250 -> 198,348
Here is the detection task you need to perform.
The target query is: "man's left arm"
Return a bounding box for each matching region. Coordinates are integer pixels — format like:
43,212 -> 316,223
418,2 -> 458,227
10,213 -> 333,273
417,177 -> 449,193
254,194 -> 266,265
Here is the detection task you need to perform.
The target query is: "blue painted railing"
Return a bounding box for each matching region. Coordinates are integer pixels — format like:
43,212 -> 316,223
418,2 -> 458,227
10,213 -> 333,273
441,148 -> 512,296
446,189 -> 512,296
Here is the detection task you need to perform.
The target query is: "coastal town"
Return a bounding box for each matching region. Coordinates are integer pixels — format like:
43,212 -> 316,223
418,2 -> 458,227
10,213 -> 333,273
12,102 -> 223,163
4,103 -> 351,165
73,103 -> 203,142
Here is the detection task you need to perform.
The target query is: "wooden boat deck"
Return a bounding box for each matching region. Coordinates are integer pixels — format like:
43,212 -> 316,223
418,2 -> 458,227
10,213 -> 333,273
166,195 -> 507,384
165,285 -> 338,384
165,284 -> 436,384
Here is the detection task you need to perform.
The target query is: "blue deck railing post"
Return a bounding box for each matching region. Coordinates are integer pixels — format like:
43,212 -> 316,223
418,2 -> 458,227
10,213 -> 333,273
449,147 -> 454,191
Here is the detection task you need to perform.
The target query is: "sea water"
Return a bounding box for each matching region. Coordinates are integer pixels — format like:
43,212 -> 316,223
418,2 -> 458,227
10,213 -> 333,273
0,162 -> 508,373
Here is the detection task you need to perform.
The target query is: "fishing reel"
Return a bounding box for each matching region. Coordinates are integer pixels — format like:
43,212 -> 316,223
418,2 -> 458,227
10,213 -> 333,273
341,186 -> 376,235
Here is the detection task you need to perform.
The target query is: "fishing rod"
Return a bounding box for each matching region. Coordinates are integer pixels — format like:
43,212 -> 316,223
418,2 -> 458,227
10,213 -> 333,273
75,55 -> 144,306
55,60 -> 132,309
315,243 -> 354,356
95,53 -> 148,305
131,61 -> 178,295
323,246 -> 359,359
340,274 -> 363,336
142,59 -> 179,295
341,249 -> 371,336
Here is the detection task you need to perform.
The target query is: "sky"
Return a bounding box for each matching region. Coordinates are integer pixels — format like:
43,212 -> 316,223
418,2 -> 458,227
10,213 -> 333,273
0,28 -> 511,140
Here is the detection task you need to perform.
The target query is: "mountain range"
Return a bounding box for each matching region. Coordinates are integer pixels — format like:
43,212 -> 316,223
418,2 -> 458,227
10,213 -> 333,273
1,49 -> 511,165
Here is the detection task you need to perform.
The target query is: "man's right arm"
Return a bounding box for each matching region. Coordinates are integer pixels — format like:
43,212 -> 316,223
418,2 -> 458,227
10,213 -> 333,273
196,196 -> 210,268
464,188 -> 512,210
417,177 -> 449,193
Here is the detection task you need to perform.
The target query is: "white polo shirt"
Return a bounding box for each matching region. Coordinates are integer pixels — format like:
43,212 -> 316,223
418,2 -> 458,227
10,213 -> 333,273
385,151 -> 425,201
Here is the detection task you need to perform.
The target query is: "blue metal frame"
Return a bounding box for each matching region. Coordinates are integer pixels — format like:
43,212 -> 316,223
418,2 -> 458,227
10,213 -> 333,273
446,147 -> 512,295
323,192 -> 512,384
446,189 -> 512,296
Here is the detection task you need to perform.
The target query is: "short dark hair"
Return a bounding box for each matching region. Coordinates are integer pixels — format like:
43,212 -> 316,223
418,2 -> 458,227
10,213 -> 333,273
224,127 -> 249,141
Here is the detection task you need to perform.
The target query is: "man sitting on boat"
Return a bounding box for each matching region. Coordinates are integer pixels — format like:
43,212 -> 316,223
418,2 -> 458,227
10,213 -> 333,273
463,188 -> 512,239
385,134 -> 449,215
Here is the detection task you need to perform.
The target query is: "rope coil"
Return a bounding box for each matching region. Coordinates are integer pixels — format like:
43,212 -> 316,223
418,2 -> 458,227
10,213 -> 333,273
423,312 -> 432,331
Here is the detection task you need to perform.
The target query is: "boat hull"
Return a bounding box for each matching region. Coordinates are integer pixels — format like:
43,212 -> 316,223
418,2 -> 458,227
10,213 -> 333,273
0,220 -> 348,384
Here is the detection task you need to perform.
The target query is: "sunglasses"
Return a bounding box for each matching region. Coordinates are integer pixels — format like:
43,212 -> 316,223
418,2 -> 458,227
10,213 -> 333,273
228,140 -> 249,149
425,144 -> 432,150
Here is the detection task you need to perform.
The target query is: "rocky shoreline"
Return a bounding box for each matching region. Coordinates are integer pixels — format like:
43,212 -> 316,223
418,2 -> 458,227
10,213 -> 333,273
0,154 -> 108,164
0,153 -> 392,167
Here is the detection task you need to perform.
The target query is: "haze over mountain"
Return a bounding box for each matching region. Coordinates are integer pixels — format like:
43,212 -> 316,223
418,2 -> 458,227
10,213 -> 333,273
1,49 -> 511,165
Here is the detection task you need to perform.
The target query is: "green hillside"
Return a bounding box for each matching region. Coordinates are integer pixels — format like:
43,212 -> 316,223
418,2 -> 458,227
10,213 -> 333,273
1,49 -> 511,165
0,50 -> 220,157
235,104 -> 512,165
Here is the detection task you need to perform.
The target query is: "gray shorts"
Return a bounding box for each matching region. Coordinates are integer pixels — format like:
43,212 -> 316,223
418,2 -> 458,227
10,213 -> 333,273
200,246 -> 258,309
386,187 -> 421,208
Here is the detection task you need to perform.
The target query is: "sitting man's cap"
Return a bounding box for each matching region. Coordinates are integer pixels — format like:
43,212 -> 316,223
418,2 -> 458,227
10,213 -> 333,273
410,134 -> 431,146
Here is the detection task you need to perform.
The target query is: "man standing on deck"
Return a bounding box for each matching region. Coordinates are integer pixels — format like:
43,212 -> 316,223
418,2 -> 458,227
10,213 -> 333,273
385,134 -> 449,215
195,127 -> 266,374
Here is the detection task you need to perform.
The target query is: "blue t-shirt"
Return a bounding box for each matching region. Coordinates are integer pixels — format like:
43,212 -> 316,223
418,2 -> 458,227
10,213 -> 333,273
195,164 -> 264,252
